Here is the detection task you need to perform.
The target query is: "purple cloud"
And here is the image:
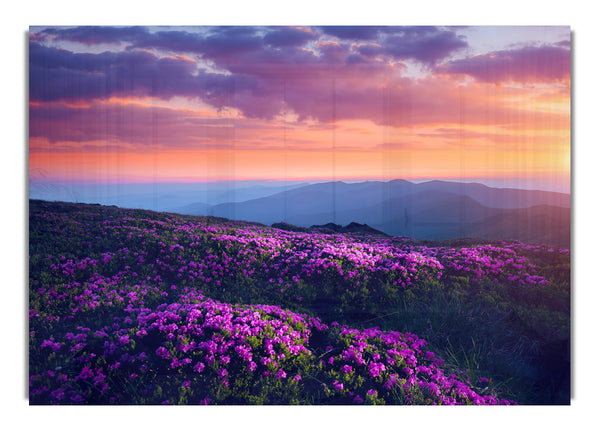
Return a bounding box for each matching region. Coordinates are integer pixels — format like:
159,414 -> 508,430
29,31 -> 46,42
29,101 -> 247,149
263,27 -> 318,48
129,27 -> 265,61
29,26 -> 568,129
29,42 -> 259,105
39,26 -> 467,65
40,26 -> 148,45
437,45 -> 571,83
319,26 -> 385,40
23,38 -> 490,126
321,27 -> 468,65
354,43 -> 382,58
381,29 -> 467,64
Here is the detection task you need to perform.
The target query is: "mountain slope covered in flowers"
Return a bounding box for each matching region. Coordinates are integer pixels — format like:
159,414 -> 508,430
28,200 -> 570,405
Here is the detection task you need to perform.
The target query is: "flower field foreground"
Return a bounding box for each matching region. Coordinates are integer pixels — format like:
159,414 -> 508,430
29,200 -> 570,404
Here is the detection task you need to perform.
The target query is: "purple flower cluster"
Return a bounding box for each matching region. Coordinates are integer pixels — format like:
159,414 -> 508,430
134,294 -> 317,387
323,324 -> 515,405
30,275 -> 324,404
34,204 -> 558,304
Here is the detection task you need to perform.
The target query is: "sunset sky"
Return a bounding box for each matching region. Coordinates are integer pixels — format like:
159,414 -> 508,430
28,25 -> 571,192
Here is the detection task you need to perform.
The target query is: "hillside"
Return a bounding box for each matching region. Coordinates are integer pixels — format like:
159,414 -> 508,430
29,200 -> 570,405
448,205 -> 571,247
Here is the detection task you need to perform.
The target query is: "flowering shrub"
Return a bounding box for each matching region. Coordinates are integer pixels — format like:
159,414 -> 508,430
29,288 -> 514,405
29,200 -> 570,404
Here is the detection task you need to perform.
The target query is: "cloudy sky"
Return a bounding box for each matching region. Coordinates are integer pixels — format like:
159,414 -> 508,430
28,25 -> 571,191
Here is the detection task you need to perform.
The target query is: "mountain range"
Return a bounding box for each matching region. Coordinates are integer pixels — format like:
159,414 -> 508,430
173,179 -> 571,248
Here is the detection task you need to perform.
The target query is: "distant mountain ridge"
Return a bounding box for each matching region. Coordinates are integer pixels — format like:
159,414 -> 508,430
173,179 -> 570,247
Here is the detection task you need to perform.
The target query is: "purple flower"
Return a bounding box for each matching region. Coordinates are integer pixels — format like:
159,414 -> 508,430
76,366 -> 94,381
333,380 -> 344,391
342,364 -> 353,374
41,339 -> 61,352
70,343 -> 85,352
368,361 -> 386,378
155,346 -> 170,360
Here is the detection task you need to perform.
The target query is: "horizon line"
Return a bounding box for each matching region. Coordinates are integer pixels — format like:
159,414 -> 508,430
29,176 -> 571,194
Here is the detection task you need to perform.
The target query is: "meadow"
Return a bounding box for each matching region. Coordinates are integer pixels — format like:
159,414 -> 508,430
28,199 -> 570,405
